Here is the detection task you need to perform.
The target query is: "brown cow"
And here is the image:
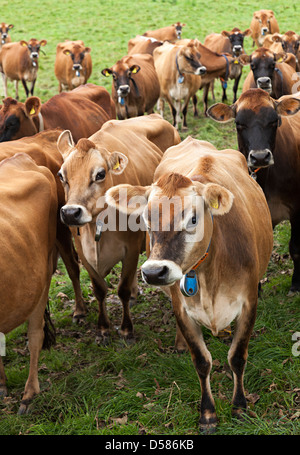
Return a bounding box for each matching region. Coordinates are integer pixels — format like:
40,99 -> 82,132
57,114 -> 181,343
54,40 -> 92,92
250,10 -> 280,47
127,35 -> 163,55
0,23 -> 13,47
0,83 -> 115,143
267,31 -> 300,71
153,40 -> 207,129
105,137 -> 273,432
241,47 -> 296,99
207,88 -> 300,293
102,53 -> 159,120
0,153 -> 57,414
143,22 -> 185,42
0,38 -> 47,99
204,28 -> 251,103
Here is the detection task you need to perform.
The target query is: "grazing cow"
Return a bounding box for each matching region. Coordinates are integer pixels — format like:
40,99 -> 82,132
265,31 -> 300,71
0,83 -> 115,143
54,40 -> 92,92
102,54 -> 159,120
0,23 -> 13,47
153,40 -> 207,129
127,35 -> 163,56
105,137 -> 273,432
250,10 -> 279,47
204,28 -> 251,103
207,88 -> 300,293
57,114 -> 181,343
0,153 -> 58,414
143,22 -> 185,42
241,48 -> 296,98
0,38 -> 47,99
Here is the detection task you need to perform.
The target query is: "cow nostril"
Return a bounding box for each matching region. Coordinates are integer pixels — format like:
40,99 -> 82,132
142,265 -> 169,284
60,206 -> 83,225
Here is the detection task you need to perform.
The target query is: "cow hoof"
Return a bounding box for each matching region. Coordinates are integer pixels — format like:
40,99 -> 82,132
18,401 -> 32,415
129,297 -> 137,308
72,313 -> 86,324
95,333 -> 111,346
118,329 -> 135,345
288,287 -> 300,296
199,422 -> 218,434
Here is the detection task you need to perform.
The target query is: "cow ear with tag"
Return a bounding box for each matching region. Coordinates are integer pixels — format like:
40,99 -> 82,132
20,40 -> 28,48
207,103 -> 236,123
101,68 -> 113,77
57,130 -> 75,159
84,47 -> 91,54
129,65 -> 140,74
39,40 -> 47,47
275,97 -> 300,117
239,54 -> 251,66
108,152 -> 128,175
194,182 -> 234,216
24,97 -> 41,118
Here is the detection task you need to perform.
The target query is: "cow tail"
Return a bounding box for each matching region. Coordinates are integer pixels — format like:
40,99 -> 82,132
42,301 -> 56,350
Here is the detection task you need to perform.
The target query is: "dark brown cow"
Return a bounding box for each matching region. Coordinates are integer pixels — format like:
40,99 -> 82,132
102,54 -> 160,120
105,137 -> 273,432
0,23 -> 13,47
143,22 -> 185,42
208,88 -> 300,293
127,35 -> 163,55
250,10 -> 279,47
0,84 -> 115,143
0,39 -> 47,98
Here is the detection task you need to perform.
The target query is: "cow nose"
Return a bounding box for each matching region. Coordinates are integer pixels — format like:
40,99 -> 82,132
141,265 -> 169,285
31,52 -> 39,58
60,206 -> 83,226
2,33 -> 7,38
195,65 -> 206,76
257,77 -> 272,91
248,149 -> 274,167
118,85 -> 130,95
233,45 -> 242,54
73,64 -> 81,69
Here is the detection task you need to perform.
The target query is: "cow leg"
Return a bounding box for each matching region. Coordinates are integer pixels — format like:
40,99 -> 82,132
21,79 -> 29,97
2,74 -> 8,98
0,356 -> 7,398
221,83 -> 227,102
289,213 -> 300,293
92,276 -> 110,344
172,100 -> 181,130
227,290 -> 257,419
233,74 -> 241,103
210,81 -> 215,100
30,79 -> 36,96
157,98 -> 164,117
182,98 -> 189,130
14,80 -> 19,100
192,94 -> 199,117
203,84 -> 209,116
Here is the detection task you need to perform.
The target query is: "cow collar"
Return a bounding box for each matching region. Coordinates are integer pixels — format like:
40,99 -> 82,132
250,167 -> 261,180
220,54 -> 230,89
175,51 -> 185,83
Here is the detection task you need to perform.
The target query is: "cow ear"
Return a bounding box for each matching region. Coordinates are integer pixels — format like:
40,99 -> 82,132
275,97 -> 300,117
207,103 -> 236,123
24,97 -> 41,117
275,52 -> 286,62
108,152 -> 128,175
130,65 -> 140,74
84,47 -> 91,53
102,68 -> 112,77
8,24 -> 14,29
221,31 -> 230,37
40,40 -> 47,47
201,183 -> 234,216
20,40 -> 28,47
239,54 -> 251,65
105,183 -> 151,215
243,28 -> 251,37
63,49 -> 71,56
272,33 -> 282,43
57,130 -> 75,159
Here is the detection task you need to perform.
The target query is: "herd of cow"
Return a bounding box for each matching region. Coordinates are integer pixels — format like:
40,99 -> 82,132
0,9 -> 299,433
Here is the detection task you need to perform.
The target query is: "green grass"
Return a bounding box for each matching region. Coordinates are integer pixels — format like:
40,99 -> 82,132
0,0 -> 300,437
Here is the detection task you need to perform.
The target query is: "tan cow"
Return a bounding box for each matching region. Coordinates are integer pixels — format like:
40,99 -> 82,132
57,114 -> 181,343
0,38 -> 47,99
0,23 -> 13,47
102,53 -> 160,120
54,40 -> 92,92
143,22 -> 185,42
153,40 -> 207,129
0,153 -> 57,413
105,137 -> 273,432
250,10 -> 279,47
127,35 -> 163,55
264,31 -> 300,71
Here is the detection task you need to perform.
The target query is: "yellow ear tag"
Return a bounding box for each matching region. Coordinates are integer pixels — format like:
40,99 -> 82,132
65,51 -> 70,55
131,67 -> 138,74
22,42 -> 27,47
113,159 -> 120,170
30,107 -> 35,115
234,59 -> 239,64
211,198 -> 219,209
278,57 -> 283,63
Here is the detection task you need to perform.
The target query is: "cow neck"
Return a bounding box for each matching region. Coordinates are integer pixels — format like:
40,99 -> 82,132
192,210 -> 214,270
220,54 -> 230,88
32,112 -> 44,133
175,50 -> 185,83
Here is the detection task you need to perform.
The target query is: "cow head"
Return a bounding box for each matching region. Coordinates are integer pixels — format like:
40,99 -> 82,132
0,23 -> 13,44
221,28 -> 251,56
105,173 -> 233,285
0,97 -> 42,142
172,22 -> 186,39
63,44 -> 91,76
20,39 -> 47,66
272,31 -> 300,59
253,10 -> 275,37
207,89 -> 300,170
57,130 -> 128,227
101,61 -> 141,102
240,48 -> 286,94
176,40 -> 207,76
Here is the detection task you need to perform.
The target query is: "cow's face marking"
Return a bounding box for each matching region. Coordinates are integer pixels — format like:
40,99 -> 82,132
102,63 -> 140,101
63,45 -> 91,74
177,41 -> 206,76
20,39 -> 47,66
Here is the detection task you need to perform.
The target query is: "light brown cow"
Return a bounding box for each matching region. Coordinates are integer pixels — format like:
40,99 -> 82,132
153,40 -> 207,129
250,10 -> 279,47
143,22 -> 185,42
57,114 -> 181,343
127,35 -> 163,55
0,23 -> 13,47
105,137 -> 273,432
264,31 -> 300,71
0,38 -> 47,99
102,53 -> 160,120
0,153 -> 57,414
0,84 -> 116,143
54,40 -> 92,92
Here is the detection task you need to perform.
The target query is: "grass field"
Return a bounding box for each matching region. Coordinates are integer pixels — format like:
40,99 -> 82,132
0,0 -> 299,437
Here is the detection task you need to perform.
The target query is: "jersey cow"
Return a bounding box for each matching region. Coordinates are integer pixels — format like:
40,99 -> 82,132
57,114 -> 181,343
143,22 -> 185,42
250,10 -> 280,47
105,137 -> 273,432
54,40 -> 92,92
208,88 -> 300,293
0,38 -> 47,99
265,31 -> 300,71
127,35 -> 163,56
153,40 -> 207,129
0,23 -> 13,47
241,47 -> 296,98
0,83 -> 115,143
0,153 -> 57,414
102,53 -> 159,120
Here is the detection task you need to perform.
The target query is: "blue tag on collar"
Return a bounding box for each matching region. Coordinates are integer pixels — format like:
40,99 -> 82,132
180,270 -> 198,297
178,75 -> 184,84
118,96 -> 125,105
222,81 -> 228,89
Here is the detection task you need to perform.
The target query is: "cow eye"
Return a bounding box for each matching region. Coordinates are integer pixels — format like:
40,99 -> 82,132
57,171 -> 64,182
187,214 -> 198,230
95,169 -> 106,181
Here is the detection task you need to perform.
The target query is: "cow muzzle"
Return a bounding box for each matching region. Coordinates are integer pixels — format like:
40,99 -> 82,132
261,27 -> 269,35
60,204 -> 92,226
233,45 -> 242,56
248,149 -> 274,168
141,260 -> 183,286
257,77 -> 272,93
195,65 -> 207,76
117,85 -> 130,97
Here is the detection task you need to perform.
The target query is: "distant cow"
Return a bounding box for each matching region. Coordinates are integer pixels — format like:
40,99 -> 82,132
0,38 -> 47,99
102,53 -> 160,120
0,23 -> 13,47
204,28 -> 251,103
153,40 -> 207,129
250,10 -> 279,47
208,88 -> 300,293
54,40 -> 92,92
143,22 -> 185,42
0,84 -> 115,143
105,137 -> 273,432
0,153 -> 57,413
241,47 -> 296,98
264,31 -> 300,71
127,35 -> 163,55
57,114 -> 181,343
